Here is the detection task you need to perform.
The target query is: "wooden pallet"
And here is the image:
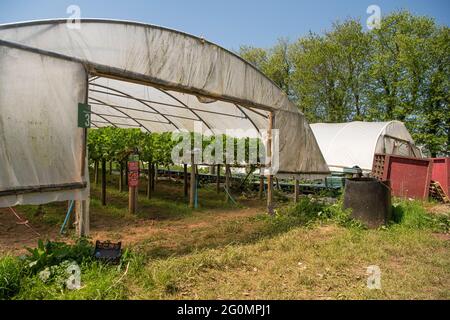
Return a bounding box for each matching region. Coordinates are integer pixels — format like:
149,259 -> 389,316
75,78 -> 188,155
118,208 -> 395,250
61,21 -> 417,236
372,154 -> 386,181
429,180 -> 450,203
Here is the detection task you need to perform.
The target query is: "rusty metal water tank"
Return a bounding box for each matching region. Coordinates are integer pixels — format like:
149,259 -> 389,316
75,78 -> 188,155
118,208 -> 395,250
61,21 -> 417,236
343,178 -> 392,228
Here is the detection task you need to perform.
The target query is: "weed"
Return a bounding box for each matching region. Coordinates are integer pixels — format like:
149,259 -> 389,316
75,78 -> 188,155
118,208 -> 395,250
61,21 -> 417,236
24,238 -> 94,274
0,256 -> 24,299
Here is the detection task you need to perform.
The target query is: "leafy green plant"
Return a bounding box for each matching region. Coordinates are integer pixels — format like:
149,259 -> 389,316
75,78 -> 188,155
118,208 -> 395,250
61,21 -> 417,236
25,238 -> 94,274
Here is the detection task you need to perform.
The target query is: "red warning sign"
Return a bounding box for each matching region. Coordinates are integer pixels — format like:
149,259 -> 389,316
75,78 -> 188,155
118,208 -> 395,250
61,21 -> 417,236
128,161 -> 139,187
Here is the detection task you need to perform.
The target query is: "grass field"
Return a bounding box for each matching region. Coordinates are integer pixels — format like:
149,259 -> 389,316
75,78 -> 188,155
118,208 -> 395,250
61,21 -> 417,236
0,174 -> 449,300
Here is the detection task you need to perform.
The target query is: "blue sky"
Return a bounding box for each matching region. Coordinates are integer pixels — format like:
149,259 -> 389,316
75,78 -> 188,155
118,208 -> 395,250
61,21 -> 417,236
0,0 -> 448,50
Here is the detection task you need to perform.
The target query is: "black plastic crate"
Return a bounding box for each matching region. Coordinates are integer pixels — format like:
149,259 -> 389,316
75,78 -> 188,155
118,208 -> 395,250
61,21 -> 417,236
94,240 -> 122,264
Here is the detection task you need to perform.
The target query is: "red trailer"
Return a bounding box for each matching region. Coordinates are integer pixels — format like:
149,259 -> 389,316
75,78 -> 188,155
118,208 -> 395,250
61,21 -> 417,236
372,154 -> 433,200
430,158 -> 450,198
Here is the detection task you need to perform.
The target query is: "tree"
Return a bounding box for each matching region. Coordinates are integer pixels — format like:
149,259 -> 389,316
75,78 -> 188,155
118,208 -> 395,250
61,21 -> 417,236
238,11 -> 449,156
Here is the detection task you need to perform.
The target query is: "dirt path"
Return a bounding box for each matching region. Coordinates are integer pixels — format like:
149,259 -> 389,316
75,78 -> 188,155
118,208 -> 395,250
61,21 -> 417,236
0,208 -> 60,254
89,204 -> 263,246
0,202 -> 263,255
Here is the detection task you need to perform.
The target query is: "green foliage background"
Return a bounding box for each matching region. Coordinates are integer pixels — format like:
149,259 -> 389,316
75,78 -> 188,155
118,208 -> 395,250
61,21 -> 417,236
239,11 -> 449,157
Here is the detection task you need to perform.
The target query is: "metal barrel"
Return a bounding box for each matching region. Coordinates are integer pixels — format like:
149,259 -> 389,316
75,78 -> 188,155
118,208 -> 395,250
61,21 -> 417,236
343,178 -> 392,228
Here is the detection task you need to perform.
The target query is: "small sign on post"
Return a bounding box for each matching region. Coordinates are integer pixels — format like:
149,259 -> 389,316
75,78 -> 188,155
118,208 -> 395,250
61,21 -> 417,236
128,152 -> 140,214
128,162 -> 139,187
78,103 -> 91,128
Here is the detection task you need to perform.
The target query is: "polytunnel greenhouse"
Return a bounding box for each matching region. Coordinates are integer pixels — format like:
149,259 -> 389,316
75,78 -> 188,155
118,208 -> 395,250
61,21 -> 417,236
310,121 -> 423,172
0,19 -> 329,234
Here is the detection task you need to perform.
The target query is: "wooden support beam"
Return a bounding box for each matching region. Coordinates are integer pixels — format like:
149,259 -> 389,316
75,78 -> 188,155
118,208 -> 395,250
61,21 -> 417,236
267,111 -> 274,215
294,178 -> 299,203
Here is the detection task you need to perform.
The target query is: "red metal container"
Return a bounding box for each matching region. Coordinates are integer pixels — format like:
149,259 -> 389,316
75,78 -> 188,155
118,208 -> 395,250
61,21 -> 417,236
372,154 -> 433,200
430,157 -> 450,197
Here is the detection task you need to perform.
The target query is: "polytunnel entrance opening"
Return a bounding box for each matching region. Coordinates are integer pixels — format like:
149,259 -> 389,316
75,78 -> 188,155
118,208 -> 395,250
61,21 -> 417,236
81,73 -> 278,234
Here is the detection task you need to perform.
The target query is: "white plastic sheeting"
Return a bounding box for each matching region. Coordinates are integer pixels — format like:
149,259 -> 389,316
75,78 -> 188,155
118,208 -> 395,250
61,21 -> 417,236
0,46 -> 89,207
0,19 -> 329,207
310,121 -> 422,172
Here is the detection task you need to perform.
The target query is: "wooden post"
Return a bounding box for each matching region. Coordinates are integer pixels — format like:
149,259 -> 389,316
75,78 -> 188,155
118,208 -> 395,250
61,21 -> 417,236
119,162 -> 124,192
76,77 -> 89,237
101,158 -> 106,206
128,158 -> 139,215
151,163 -> 155,191
129,184 -> 136,214
259,174 -> 264,199
189,153 -> 196,208
94,160 -> 99,185
294,178 -> 299,203
147,161 -> 152,199
216,164 -> 221,193
75,198 -> 89,237
109,161 -> 113,175
151,164 -> 156,191
125,163 -> 129,186
267,112 -> 274,215
183,164 -> 188,197
225,165 -> 231,202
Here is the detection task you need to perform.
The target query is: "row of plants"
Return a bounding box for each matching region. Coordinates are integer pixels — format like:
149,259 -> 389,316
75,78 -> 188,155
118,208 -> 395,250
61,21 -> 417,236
88,127 -> 268,201
87,127 -> 266,169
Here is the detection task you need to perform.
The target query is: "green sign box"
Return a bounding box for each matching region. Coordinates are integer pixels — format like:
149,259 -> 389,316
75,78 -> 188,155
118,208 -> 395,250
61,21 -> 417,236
78,103 -> 91,128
